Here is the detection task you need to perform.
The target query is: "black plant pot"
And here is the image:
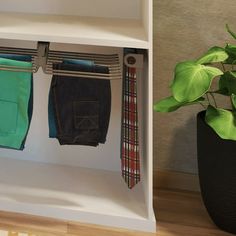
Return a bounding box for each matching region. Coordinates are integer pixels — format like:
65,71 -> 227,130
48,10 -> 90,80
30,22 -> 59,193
197,111 -> 236,234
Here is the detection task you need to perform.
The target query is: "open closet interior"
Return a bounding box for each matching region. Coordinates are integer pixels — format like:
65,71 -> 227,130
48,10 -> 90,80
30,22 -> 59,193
0,0 -> 155,233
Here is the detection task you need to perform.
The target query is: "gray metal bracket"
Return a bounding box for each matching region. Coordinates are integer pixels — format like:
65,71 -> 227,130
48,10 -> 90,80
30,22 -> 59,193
35,41 -> 50,72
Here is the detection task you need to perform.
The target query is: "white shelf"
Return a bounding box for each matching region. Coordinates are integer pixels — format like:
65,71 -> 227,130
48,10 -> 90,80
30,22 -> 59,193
0,157 -> 156,232
0,12 -> 149,49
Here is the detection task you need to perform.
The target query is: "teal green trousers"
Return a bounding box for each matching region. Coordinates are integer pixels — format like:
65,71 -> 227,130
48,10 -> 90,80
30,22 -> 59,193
0,58 -> 32,149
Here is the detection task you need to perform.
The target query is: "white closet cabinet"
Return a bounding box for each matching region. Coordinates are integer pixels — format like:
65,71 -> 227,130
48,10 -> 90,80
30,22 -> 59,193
0,0 -> 155,232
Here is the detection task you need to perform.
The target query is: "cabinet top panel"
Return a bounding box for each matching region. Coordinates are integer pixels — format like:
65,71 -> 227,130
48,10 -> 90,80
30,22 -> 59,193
0,0 -> 142,19
0,12 -> 149,48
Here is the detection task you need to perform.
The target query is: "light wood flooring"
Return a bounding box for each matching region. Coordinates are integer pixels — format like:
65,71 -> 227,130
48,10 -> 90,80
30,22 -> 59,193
0,188 -> 234,236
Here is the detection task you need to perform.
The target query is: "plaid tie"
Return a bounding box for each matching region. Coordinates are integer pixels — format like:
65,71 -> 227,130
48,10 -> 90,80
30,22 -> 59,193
121,60 -> 141,189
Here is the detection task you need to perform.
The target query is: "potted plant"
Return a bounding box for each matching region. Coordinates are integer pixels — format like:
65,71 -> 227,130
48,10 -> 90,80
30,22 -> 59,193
154,25 -> 236,234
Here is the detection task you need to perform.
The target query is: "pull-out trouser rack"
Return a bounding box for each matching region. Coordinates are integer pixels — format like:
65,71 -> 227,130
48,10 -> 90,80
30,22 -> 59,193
0,42 -> 122,80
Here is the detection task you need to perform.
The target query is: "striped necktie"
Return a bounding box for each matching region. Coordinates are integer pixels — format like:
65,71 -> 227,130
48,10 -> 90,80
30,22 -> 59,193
121,54 -> 141,189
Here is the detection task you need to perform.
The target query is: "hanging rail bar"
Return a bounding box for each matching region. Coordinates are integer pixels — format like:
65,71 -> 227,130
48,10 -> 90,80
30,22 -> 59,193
47,54 -> 120,61
46,61 -> 121,70
45,71 -> 121,80
45,69 -> 121,77
47,58 -> 120,65
0,47 -> 37,55
49,50 -> 118,58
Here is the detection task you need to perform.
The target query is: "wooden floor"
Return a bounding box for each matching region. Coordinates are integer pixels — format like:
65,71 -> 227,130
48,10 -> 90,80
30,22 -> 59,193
0,188 -> 234,236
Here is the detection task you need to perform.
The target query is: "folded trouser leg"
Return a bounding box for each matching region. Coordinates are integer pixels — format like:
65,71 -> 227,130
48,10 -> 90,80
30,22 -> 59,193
0,58 -> 32,149
48,59 -> 95,139
0,55 -> 33,150
49,63 -> 111,146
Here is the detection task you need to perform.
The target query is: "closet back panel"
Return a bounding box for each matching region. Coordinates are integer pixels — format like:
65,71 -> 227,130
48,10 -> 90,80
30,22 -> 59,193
0,41 -> 123,172
0,0 -> 141,19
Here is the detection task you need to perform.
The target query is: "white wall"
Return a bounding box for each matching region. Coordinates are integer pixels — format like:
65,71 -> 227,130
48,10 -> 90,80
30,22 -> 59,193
154,0 -> 236,173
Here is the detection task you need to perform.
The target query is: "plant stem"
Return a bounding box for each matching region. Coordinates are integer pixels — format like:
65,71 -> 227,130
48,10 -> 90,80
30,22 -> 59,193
221,62 -> 226,72
208,92 -> 217,108
199,102 -> 207,109
230,96 -> 234,110
232,60 -> 236,71
206,93 -> 211,105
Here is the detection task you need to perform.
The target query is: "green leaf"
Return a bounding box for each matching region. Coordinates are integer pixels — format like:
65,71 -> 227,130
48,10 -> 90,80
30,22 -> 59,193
218,71 -> 236,95
153,96 -> 205,112
171,61 -> 223,102
196,46 -> 228,64
231,94 -> 236,109
225,44 -> 236,55
205,105 -> 236,141
224,44 -> 236,64
226,24 -> 236,40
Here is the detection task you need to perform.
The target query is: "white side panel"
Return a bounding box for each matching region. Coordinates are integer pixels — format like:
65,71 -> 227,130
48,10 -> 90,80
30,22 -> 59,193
0,0 -> 141,19
147,0 -> 154,220
141,0 -> 154,221
147,49 -> 154,219
142,0 -> 151,41
140,50 -> 155,222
